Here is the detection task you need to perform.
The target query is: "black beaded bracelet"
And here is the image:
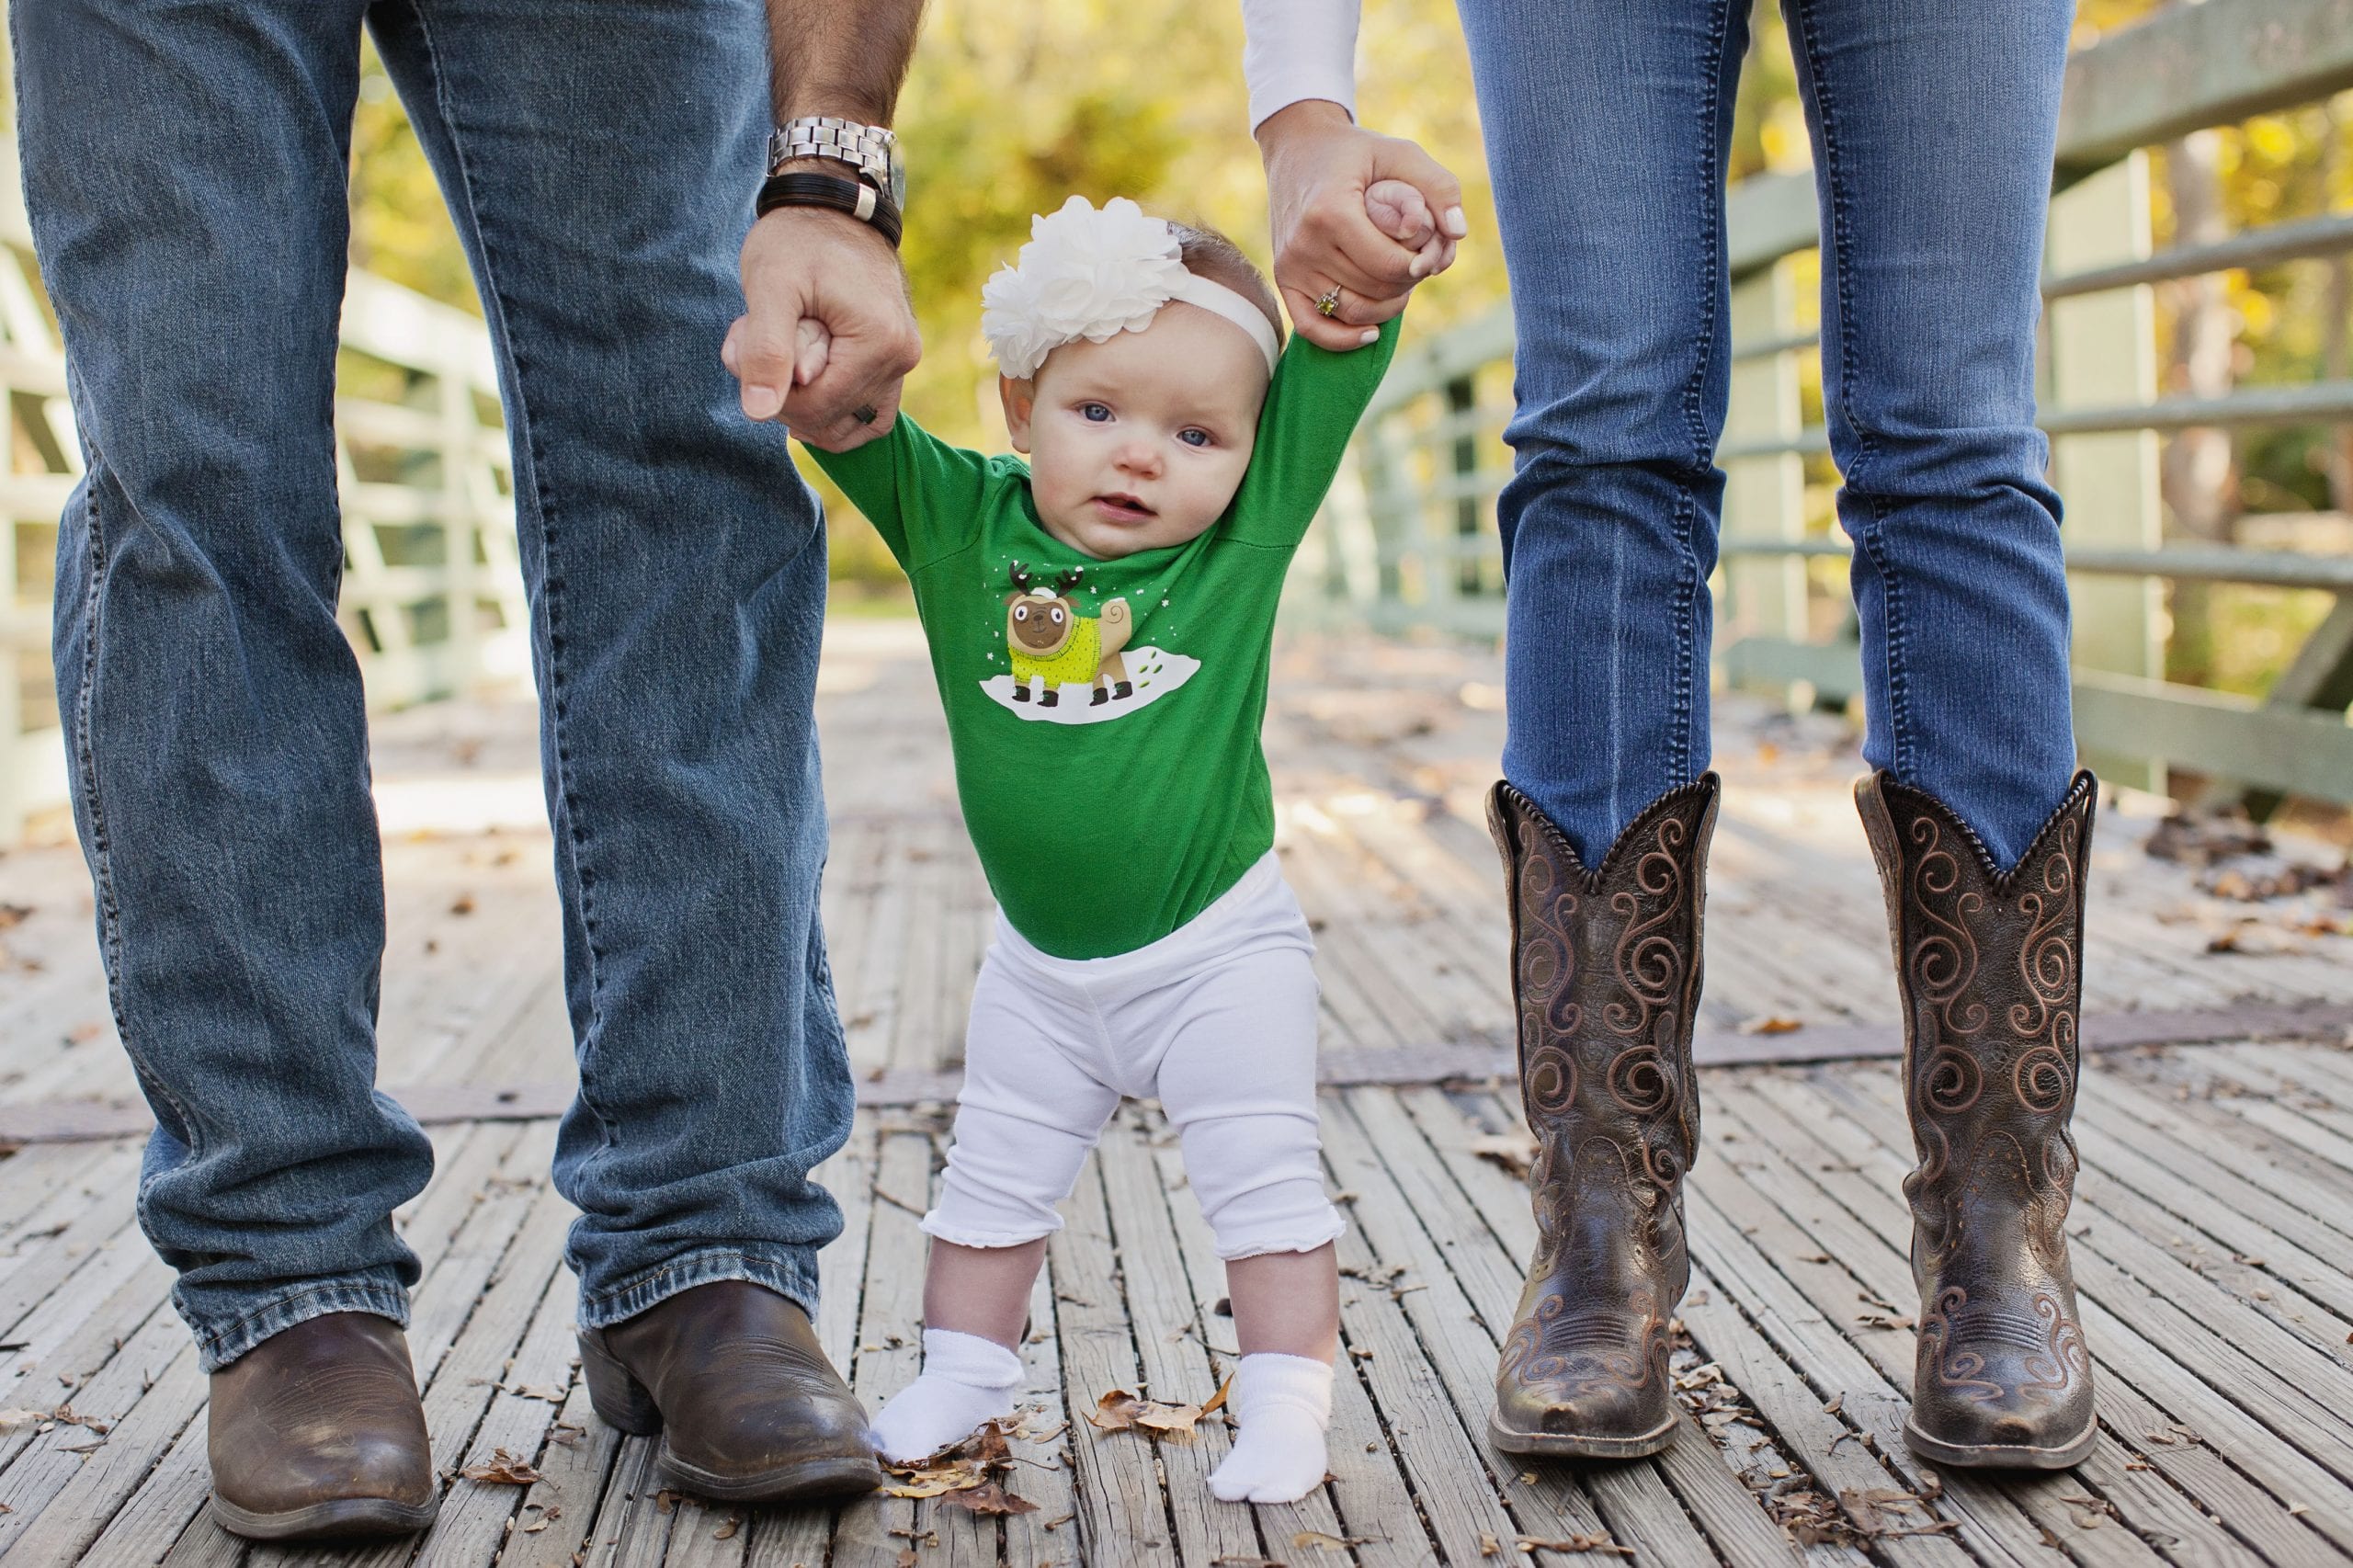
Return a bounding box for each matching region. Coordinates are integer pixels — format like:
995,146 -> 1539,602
756,173 -> 904,249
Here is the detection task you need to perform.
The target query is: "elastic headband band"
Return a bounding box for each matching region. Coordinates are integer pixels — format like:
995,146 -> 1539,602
1165,271 -> 1281,375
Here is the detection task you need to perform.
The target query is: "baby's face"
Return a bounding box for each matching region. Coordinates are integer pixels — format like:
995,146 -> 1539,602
1002,302 -> 1272,560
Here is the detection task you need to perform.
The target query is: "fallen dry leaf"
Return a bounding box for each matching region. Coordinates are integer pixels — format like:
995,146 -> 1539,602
938,1482 -> 1038,1517
1466,1131 -> 1539,1179
1294,1529 -> 1379,1551
1740,1016 -> 1804,1036
1087,1388 -> 1207,1440
712,1515 -> 741,1540
458,1448 -> 543,1485
1516,1535 -> 1633,1556
881,1437 -> 999,1499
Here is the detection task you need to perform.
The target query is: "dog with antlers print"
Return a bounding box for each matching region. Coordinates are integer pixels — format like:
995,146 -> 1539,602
1002,562 -> 1134,707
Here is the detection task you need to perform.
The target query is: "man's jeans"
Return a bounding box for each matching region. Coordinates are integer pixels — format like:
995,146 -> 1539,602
1454,0 -> 2080,871
14,0 -> 853,1370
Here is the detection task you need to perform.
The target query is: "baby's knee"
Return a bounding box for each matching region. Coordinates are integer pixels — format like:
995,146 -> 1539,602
922,1108 -> 1097,1249
1185,1115 -> 1342,1261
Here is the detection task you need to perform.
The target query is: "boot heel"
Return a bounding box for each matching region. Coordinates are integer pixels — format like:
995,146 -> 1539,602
577,1332 -> 664,1435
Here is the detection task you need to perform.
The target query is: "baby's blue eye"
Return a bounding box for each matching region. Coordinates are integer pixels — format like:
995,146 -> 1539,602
1178,429 -> 1212,449
1079,403 -> 1111,422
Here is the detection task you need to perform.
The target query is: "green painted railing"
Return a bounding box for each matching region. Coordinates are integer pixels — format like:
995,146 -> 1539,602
0,137 -> 529,841
1306,0 -> 2353,814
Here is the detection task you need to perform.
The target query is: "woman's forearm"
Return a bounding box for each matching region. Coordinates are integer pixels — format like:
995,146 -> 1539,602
1241,0 -> 1361,134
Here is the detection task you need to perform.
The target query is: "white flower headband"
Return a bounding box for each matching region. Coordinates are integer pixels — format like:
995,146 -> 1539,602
981,196 -> 1281,381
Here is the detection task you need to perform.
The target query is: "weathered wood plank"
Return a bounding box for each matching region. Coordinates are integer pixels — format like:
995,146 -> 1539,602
1092,1114 -> 1268,1566
1045,1150 -> 1179,1566
1316,1094 -> 1630,1563
1726,1072 -> 2312,1567
1335,1087 -> 1734,1566
1812,1067 -> 2353,1486
1142,1120 -> 1416,1568
831,1130 -> 938,1568
1391,1086 -> 1913,1568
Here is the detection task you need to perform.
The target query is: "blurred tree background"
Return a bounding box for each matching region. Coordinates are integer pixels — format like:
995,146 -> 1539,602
345,0 -> 2351,691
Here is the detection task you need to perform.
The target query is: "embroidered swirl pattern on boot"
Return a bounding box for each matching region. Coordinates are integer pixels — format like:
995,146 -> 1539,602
1857,770 -> 2099,1469
1483,776 -> 1718,1458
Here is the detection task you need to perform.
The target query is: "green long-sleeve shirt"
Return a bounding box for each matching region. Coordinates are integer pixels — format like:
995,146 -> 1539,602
803,316 -> 1399,959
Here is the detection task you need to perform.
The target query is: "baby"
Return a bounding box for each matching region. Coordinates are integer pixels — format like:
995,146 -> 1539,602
796,194 -> 1407,1506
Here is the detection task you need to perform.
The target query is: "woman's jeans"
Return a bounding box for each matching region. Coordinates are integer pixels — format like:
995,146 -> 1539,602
14,0 -> 854,1370
1454,0 -> 2080,871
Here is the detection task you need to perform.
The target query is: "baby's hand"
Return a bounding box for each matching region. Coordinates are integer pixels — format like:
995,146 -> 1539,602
722,316 -> 835,437
1364,178 -> 1453,281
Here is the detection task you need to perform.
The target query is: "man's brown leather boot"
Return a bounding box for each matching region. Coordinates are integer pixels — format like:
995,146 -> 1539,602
577,1279 -> 883,1502
207,1312 -> 438,1540
1857,770 -> 2099,1470
1484,775 -> 1717,1459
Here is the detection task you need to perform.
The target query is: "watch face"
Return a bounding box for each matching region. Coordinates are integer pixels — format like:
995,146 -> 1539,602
885,140 -> 906,210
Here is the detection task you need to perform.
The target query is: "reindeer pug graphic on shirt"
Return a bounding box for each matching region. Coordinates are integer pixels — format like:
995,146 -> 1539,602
980,562 -> 1199,725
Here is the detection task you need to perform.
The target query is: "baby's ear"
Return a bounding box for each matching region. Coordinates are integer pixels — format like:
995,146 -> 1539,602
999,375 -> 1037,454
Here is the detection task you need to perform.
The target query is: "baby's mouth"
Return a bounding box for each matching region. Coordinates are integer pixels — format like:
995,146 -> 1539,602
1091,493 -> 1156,521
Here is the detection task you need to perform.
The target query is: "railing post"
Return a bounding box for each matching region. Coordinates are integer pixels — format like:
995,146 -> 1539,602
1354,418 -> 1411,634
438,361 -> 481,697
1447,374 -> 1482,601
2045,150 -> 2165,792
1720,258 -> 1809,703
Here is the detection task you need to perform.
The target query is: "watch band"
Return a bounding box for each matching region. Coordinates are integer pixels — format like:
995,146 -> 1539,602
756,173 -> 904,248
768,116 -> 896,188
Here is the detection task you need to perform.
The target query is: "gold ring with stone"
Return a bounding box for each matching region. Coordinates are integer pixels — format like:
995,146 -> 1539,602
1315,290 -> 1342,318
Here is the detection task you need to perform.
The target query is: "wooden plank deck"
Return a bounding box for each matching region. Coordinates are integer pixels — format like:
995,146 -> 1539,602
0,619 -> 2348,1565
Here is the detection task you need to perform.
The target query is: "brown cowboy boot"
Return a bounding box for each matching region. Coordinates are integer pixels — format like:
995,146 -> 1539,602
207,1312 -> 438,1540
1484,775 -> 1717,1458
1857,771 -> 2099,1469
578,1280 -> 884,1502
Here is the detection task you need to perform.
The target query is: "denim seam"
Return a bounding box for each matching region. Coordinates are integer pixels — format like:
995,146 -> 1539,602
65,437 -> 203,1188
404,8 -> 620,1165
1684,0 -> 1731,467
1790,0 -> 1910,780
1673,0 -> 1735,780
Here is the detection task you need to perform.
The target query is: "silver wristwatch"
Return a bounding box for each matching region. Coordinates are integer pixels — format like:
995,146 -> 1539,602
767,116 -> 906,210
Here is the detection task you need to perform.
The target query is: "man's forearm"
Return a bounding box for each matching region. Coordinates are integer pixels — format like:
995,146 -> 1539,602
767,0 -> 928,126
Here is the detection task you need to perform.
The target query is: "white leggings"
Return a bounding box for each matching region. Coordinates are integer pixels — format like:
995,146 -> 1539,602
922,852 -> 1344,1261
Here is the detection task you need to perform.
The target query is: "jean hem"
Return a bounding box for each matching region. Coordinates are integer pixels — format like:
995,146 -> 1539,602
574,1244 -> 821,1331
188,1271 -> 413,1373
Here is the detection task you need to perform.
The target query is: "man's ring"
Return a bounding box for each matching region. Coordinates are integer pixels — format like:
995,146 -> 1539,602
1315,290 -> 1342,319
853,405 -> 879,426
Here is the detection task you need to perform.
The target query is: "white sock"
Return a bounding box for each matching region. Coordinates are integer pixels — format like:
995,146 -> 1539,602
1208,1353 -> 1334,1505
868,1328 -> 1024,1463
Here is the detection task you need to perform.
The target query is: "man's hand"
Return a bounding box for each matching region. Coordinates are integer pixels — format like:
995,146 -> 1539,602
727,203 -> 922,451
1257,99 -> 1465,351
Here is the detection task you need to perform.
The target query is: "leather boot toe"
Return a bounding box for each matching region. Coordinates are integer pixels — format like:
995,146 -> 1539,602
207,1312 -> 438,1540
579,1279 -> 883,1503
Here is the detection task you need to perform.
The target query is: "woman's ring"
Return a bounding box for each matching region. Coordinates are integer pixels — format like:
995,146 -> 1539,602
852,405 -> 879,426
1315,289 -> 1342,319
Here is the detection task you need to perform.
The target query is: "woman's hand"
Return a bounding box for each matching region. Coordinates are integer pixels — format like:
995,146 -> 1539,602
1257,100 -> 1465,350
728,202 -> 922,451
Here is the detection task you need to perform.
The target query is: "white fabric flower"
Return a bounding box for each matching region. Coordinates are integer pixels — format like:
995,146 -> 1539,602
982,196 -> 1191,378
